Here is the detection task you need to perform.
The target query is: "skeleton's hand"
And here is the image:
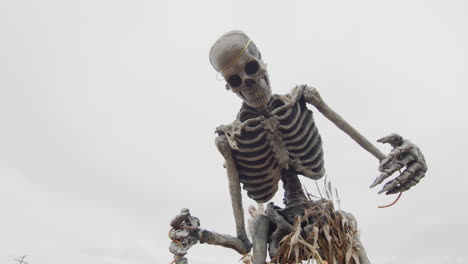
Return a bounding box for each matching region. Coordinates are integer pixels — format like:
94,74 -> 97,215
370,133 -> 427,195
169,209 -> 200,262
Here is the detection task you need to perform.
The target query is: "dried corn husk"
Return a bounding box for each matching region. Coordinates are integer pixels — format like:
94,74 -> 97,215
270,199 -> 361,264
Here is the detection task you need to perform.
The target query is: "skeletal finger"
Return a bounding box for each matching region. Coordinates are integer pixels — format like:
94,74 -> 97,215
372,156 -> 414,188
370,171 -> 394,188
386,170 -> 425,194
386,179 -> 417,194
170,209 -> 190,228
378,178 -> 401,194
395,163 -> 422,183
390,142 -> 411,157
378,156 -> 393,171
370,172 -> 391,188
378,163 -> 422,194
370,176 -> 383,188
379,154 -> 414,172
379,143 -> 412,168
419,155 -> 428,172
169,229 -> 190,240
413,168 -> 426,182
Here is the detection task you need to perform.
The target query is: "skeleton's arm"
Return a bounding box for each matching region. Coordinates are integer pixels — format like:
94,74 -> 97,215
168,135 -> 252,261
215,134 -> 252,249
301,85 -> 427,194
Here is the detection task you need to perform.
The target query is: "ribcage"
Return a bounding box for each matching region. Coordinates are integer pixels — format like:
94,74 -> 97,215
231,95 -> 325,203
276,98 -> 325,178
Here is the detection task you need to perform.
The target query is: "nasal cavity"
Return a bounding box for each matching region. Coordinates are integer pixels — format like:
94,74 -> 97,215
245,79 -> 256,87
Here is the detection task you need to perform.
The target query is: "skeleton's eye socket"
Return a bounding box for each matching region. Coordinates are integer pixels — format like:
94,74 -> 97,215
227,74 -> 242,87
244,61 -> 259,75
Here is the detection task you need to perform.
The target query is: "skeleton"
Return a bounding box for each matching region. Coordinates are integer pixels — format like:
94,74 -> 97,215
169,30 -> 427,264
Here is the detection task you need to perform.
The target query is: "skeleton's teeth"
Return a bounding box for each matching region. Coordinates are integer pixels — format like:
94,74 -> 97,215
246,90 -> 267,104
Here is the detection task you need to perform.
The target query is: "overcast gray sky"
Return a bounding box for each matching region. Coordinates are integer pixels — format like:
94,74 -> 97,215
1,0 -> 467,263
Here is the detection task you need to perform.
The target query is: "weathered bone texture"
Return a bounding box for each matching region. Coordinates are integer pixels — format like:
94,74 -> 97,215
303,85 -> 427,194
302,85 -> 387,161
199,229 -> 251,254
209,30 -> 271,109
167,30 -> 428,263
265,202 -> 293,258
208,31 -> 371,263
215,135 -> 250,244
216,86 -> 326,203
169,209 -> 252,263
373,133 -> 427,194
250,214 -> 269,264
169,209 -> 200,264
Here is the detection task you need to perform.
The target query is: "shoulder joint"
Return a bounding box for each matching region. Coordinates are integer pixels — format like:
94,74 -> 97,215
215,134 -> 232,157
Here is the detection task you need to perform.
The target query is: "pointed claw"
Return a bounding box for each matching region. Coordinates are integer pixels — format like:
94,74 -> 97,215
370,167 -> 397,188
386,188 -> 401,195
378,179 -> 400,194
369,181 -> 378,189
370,173 -> 388,188
378,188 -> 389,195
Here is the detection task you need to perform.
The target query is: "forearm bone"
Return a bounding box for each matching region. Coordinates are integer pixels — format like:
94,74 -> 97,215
215,135 -> 251,252
303,85 -> 386,161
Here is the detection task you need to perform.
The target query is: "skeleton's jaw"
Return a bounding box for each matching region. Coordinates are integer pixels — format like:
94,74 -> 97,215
237,76 -> 272,110
239,89 -> 271,108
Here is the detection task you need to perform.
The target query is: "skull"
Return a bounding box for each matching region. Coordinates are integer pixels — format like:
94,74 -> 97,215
209,30 -> 272,109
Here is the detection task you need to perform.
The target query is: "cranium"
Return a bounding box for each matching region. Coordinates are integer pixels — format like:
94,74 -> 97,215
209,30 -> 272,109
